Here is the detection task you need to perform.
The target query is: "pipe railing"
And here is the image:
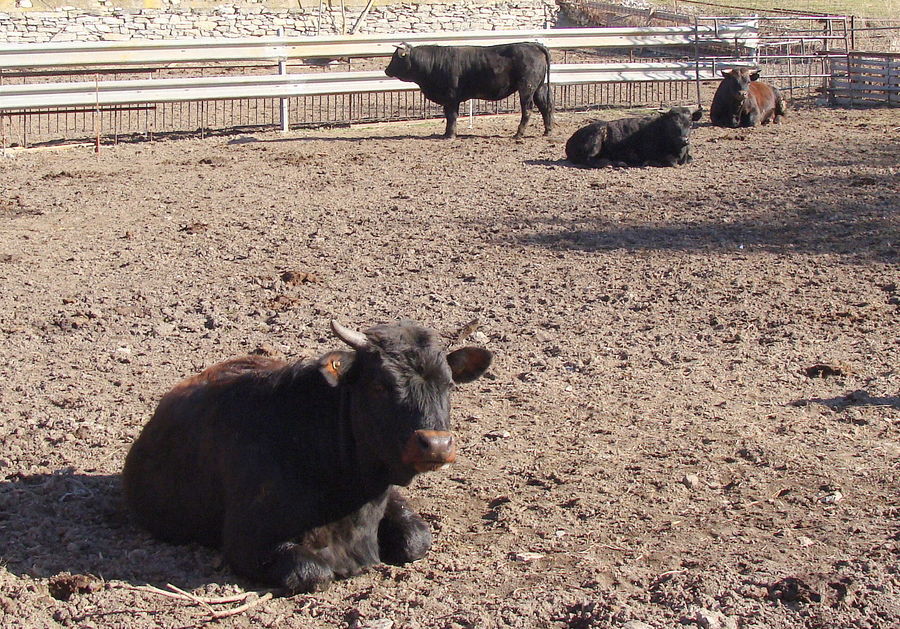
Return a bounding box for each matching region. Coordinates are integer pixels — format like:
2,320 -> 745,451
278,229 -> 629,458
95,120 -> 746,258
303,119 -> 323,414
1,61 -> 758,111
0,24 -> 759,70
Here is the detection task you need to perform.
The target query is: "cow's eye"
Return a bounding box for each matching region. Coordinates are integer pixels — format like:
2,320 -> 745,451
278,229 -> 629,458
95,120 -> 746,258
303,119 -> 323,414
370,381 -> 388,396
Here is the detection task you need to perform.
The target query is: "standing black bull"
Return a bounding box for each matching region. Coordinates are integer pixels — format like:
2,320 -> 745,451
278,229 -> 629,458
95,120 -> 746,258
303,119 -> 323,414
565,106 -> 703,167
384,42 -> 553,139
710,68 -> 786,128
122,320 -> 492,593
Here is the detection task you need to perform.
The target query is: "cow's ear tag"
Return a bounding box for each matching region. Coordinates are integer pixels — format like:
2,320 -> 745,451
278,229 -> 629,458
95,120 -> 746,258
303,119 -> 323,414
320,351 -> 353,387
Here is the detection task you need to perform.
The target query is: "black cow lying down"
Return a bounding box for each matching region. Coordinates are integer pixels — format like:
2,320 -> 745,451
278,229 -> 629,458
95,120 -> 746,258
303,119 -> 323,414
122,320 -> 492,593
385,42 -> 553,139
565,106 -> 703,167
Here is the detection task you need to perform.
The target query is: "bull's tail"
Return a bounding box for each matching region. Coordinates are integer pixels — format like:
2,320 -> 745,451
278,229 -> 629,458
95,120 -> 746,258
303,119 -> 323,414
541,43 -> 552,91
537,43 -> 554,134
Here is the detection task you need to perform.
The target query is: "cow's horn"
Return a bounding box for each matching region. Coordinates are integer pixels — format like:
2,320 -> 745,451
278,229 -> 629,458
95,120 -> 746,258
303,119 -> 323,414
331,320 -> 368,349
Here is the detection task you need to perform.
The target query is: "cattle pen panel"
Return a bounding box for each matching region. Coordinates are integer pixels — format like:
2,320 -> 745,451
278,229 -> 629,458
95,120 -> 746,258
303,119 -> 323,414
0,81 -> 698,146
829,52 -> 900,106
0,19 -> 850,147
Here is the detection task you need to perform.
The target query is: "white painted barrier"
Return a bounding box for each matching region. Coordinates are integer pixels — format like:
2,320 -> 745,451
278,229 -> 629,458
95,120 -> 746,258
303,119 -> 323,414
0,24 -> 759,69
0,62 -> 750,111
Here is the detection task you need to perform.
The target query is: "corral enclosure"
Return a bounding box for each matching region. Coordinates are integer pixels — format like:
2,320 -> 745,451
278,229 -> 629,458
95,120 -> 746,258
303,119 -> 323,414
0,101 -> 898,627
5,0 -> 885,147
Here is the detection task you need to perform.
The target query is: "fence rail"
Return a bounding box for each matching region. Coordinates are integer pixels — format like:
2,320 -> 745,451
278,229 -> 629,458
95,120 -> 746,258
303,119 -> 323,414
0,62 -> 759,111
830,52 -> 900,105
0,24 -> 759,70
0,19 -> 851,146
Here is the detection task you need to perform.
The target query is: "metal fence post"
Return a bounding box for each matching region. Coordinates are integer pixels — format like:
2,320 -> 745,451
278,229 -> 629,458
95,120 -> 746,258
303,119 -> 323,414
278,27 -> 289,132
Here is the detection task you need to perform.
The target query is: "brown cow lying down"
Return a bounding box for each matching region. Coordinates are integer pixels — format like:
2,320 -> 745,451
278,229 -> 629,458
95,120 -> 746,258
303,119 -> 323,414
565,106 -> 703,167
122,320 -> 492,593
710,68 -> 786,128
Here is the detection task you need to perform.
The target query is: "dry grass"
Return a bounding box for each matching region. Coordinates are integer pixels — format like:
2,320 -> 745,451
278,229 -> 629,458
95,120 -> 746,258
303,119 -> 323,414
662,0 -> 899,19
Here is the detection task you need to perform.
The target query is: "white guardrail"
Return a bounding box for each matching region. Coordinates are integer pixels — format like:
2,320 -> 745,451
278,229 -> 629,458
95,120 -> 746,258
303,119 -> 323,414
0,25 -> 758,112
0,24 -> 758,69
0,62 -> 758,111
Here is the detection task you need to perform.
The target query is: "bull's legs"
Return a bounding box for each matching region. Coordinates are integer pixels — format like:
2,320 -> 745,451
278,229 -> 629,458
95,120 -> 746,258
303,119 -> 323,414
224,533 -> 335,593
773,91 -> 786,123
378,488 -> 432,565
740,107 -> 759,127
533,83 -> 554,136
442,103 -> 460,139
514,90 -> 534,139
222,498 -> 340,593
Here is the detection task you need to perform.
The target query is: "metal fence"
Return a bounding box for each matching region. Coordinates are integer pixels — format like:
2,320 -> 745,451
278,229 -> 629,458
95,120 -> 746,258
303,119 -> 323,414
0,19 -> 851,147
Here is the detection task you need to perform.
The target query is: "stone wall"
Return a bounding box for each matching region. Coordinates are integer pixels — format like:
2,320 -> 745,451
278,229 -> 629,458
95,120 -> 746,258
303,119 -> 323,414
0,1 -> 560,43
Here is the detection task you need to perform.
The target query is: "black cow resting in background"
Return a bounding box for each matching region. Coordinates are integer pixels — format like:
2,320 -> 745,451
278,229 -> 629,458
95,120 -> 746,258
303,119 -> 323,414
565,106 -> 703,167
710,68 -> 786,128
122,320 -> 492,593
384,42 -> 553,139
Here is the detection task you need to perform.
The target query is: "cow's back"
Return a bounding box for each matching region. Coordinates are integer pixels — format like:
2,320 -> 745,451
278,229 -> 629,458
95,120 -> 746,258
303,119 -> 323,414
744,81 -> 785,125
413,43 -> 548,103
599,116 -> 653,160
565,121 -> 607,164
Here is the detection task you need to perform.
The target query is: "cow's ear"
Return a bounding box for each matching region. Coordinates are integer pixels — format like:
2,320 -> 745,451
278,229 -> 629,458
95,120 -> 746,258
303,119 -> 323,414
396,42 -> 411,57
691,107 -> 703,121
720,69 -> 731,78
319,351 -> 355,387
447,347 -> 492,384
749,71 -> 760,81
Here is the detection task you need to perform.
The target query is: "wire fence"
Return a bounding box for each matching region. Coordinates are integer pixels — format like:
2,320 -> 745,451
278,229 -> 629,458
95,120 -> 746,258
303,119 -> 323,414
0,78 -> 700,147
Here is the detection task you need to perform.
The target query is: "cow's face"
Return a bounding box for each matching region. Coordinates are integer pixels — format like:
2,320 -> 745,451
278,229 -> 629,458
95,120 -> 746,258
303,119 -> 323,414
330,321 -> 491,486
385,43 -> 414,80
722,69 -> 759,106
661,107 -> 701,148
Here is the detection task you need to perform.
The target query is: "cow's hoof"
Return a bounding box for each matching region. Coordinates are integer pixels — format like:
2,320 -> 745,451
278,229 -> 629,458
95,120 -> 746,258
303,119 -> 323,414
379,515 -> 432,565
282,559 -> 334,594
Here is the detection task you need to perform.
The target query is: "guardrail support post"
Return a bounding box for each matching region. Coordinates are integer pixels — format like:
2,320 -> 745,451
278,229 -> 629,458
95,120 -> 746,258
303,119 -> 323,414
278,27 -> 289,133
279,58 -> 289,132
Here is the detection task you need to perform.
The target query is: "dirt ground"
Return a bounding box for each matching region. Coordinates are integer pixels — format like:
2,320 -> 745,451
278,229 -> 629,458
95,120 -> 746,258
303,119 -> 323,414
0,102 -> 898,629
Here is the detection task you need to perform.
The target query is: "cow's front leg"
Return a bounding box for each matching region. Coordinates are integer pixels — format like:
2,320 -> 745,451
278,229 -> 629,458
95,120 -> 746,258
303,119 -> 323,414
656,155 -> 680,167
740,109 -> 759,127
442,103 -> 460,138
224,534 -> 335,593
223,507 -> 336,593
378,488 -> 432,565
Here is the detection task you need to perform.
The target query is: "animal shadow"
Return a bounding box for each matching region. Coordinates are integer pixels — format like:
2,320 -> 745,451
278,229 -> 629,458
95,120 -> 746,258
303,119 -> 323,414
524,157 -> 577,168
794,390 -> 900,411
0,469 -> 231,589
524,157 -> 626,169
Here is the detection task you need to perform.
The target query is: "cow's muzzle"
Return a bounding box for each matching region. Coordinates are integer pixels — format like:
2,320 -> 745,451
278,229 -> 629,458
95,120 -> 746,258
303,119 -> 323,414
402,430 -> 457,473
